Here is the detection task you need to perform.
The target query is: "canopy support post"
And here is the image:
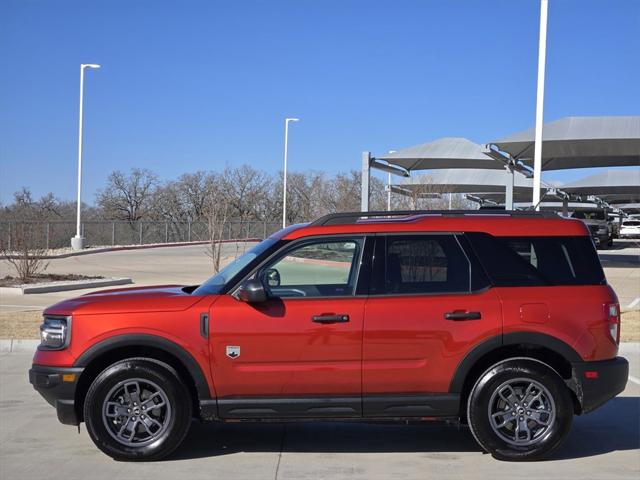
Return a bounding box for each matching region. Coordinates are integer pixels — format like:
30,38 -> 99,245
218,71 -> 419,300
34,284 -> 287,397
361,151 -> 371,212
562,197 -> 569,217
505,165 -> 515,210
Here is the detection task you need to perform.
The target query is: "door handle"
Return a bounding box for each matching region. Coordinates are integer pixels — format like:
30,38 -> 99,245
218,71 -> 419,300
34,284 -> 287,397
200,312 -> 209,338
312,314 -> 350,324
444,311 -> 481,321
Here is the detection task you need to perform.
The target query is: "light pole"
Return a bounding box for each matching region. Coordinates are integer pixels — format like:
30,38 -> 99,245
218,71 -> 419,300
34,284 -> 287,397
282,117 -> 299,229
71,63 -> 101,250
532,0 -> 548,210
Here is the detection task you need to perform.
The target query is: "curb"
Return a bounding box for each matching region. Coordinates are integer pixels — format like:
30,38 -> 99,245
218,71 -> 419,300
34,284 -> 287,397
0,277 -> 133,295
0,339 -> 40,353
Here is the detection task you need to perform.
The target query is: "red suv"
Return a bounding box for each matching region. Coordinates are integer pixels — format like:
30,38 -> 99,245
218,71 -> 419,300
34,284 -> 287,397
30,211 -> 628,461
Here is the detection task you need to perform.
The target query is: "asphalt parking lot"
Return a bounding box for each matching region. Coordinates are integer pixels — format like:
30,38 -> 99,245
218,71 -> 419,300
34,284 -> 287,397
1,345 -> 638,480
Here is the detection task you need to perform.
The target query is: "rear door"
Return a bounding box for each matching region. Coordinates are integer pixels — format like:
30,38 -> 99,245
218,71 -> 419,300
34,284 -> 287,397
362,234 -> 502,416
209,236 -> 368,418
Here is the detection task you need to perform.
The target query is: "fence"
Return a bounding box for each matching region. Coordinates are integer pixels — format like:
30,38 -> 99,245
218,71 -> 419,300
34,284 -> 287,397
0,220 -> 282,251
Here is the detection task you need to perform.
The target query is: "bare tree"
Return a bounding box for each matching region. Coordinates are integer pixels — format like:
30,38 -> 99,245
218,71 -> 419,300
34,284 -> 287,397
96,168 -> 159,222
276,171 -> 328,224
204,196 -> 231,273
1,223 -> 49,283
391,174 -> 449,210
317,170 -> 386,214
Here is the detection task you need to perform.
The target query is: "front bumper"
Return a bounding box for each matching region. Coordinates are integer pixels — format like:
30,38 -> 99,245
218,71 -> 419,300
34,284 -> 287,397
29,364 -> 84,425
591,233 -> 609,245
570,357 -> 629,414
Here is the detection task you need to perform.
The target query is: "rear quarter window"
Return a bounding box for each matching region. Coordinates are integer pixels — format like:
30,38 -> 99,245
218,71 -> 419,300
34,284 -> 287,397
466,233 -> 605,287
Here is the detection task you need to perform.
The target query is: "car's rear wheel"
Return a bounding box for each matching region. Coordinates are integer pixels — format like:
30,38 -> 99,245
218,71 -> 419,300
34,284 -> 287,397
467,358 -> 573,461
83,358 -> 192,461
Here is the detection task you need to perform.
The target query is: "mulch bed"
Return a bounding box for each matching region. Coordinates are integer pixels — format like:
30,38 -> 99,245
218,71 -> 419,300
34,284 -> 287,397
0,274 -> 104,287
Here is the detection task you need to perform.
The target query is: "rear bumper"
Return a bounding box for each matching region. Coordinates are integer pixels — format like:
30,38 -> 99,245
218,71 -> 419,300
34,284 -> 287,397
570,357 -> 629,414
29,364 -> 84,425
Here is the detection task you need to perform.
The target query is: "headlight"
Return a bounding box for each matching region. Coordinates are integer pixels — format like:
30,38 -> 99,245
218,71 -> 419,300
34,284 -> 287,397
39,315 -> 72,350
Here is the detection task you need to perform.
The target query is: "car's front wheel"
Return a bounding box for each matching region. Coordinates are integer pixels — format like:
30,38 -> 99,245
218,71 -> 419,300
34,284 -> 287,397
467,358 -> 573,461
83,358 -> 192,461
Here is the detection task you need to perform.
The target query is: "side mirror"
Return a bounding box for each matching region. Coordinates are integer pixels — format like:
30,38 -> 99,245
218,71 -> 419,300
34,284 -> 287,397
262,268 -> 281,287
237,279 -> 267,303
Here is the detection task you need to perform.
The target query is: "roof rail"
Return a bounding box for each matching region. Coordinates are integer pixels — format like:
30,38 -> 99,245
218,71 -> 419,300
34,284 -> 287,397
309,210 -> 559,226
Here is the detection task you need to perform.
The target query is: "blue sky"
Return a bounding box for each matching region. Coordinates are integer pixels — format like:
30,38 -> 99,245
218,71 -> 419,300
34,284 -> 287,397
1,0 -> 639,205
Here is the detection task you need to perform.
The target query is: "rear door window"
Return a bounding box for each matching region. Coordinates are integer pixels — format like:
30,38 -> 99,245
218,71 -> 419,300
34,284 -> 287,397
379,235 -> 471,294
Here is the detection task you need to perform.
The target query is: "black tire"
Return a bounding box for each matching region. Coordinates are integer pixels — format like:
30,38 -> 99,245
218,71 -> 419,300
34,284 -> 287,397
83,358 -> 192,461
467,358 -> 573,461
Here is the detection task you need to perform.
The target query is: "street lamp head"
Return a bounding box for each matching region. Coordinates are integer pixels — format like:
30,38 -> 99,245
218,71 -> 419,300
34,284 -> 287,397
82,64 -> 101,69
286,117 -> 300,123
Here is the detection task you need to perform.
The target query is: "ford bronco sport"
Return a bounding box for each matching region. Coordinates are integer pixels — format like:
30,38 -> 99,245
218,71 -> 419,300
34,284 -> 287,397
29,211 -> 629,461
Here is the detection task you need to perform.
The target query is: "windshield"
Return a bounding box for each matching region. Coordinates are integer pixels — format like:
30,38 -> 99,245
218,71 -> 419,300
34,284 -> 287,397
192,238 -> 278,295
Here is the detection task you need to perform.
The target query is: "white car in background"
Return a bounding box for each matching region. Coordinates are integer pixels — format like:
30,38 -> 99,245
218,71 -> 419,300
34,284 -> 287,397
620,219 -> 640,238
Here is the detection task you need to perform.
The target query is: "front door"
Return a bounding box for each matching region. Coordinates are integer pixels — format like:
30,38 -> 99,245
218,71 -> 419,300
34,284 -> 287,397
209,236 -> 367,418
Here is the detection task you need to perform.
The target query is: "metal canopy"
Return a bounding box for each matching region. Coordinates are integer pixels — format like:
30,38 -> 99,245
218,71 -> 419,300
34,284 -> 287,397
376,137 -> 503,171
614,203 -> 640,213
393,168 -> 536,195
492,116 -> 640,170
560,169 -> 640,196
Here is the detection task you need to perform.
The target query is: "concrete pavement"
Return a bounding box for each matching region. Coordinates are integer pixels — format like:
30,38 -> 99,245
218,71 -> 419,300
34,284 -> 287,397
0,242 -> 255,313
0,345 -> 638,479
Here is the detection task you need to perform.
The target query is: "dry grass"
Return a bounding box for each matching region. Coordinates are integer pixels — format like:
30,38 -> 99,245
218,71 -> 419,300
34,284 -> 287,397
0,310 -> 42,339
621,310 -> 640,342
1,308 -> 639,342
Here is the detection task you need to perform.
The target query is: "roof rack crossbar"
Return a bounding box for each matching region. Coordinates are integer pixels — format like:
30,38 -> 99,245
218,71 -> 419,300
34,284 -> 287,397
309,210 -> 558,226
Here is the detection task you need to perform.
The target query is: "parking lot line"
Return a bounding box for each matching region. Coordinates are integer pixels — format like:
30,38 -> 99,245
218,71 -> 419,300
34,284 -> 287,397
627,297 -> 640,310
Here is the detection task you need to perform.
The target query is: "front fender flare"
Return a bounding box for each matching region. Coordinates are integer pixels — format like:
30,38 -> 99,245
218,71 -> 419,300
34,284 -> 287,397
73,333 -> 212,400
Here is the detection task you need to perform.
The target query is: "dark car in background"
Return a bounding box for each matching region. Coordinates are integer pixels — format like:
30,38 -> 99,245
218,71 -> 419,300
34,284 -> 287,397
571,210 -> 613,249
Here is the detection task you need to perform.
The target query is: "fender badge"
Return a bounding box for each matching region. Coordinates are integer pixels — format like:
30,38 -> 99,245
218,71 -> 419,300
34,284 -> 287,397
226,346 -> 240,359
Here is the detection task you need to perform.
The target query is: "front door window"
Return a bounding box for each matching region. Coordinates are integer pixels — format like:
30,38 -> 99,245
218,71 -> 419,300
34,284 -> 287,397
259,239 -> 362,298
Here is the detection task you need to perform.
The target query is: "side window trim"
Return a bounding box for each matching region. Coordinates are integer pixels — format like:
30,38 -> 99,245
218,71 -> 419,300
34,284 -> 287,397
355,236 -> 376,296
455,233 -> 492,292
452,234 -> 472,293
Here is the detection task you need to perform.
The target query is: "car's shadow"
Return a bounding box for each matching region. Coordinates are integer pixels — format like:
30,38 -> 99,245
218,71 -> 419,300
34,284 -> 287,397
169,396 -> 639,461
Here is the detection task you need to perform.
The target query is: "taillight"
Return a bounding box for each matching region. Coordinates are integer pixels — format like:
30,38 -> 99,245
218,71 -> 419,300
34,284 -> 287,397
606,303 -> 620,344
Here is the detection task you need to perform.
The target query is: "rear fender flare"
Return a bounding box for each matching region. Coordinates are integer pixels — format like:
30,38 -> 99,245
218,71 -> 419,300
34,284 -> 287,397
449,332 -> 582,393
